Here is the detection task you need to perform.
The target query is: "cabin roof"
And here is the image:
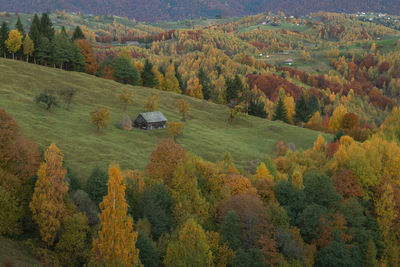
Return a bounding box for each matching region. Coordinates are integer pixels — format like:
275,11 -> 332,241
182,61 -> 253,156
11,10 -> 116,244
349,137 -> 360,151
137,111 -> 167,123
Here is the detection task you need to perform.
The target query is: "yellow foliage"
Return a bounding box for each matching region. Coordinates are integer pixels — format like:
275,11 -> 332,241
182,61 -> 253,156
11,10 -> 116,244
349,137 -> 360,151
329,104 -> 347,133
174,99 -> 190,121
5,30 -> 22,57
186,77 -> 203,99
90,106 -> 111,131
143,93 -> 160,112
92,164 -> 140,266
167,121 -> 185,142
313,135 -> 327,152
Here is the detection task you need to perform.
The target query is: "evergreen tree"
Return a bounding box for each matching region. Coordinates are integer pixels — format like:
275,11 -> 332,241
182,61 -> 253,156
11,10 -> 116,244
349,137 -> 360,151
294,94 -> 311,127
60,26 -> 68,37
15,16 -> 25,36
70,42 -> 85,71
113,56 -> 139,85
0,21 -> 9,58
308,93 -> 319,113
51,33 -> 73,69
233,248 -> 263,267
36,36 -> 51,64
84,167 -> 108,206
364,239 -> 377,267
40,13 -> 54,40
136,231 -> 159,267
226,75 -> 244,104
72,26 -> 85,40
29,15 -> 41,61
315,232 -> 356,267
221,210 -> 241,250
198,67 -> 211,100
248,100 -> 267,118
141,59 -> 157,88
272,96 -> 289,123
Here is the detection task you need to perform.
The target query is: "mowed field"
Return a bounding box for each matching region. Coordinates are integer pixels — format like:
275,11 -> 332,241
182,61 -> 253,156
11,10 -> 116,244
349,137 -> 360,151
0,58 -> 330,181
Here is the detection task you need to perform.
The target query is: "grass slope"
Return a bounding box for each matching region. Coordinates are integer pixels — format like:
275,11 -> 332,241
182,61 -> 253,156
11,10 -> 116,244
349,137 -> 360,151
0,58 -> 330,181
0,237 -> 42,266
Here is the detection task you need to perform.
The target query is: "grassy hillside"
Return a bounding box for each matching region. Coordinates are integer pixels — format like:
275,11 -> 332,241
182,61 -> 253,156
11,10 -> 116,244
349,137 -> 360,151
0,238 -> 42,266
0,58 -> 330,181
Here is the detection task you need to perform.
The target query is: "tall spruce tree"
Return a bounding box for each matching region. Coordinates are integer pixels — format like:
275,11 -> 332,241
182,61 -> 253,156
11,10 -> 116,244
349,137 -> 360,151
226,74 -> 244,104
221,210 -> 241,250
248,100 -> 267,118
0,21 -> 9,58
113,56 -> 139,85
294,94 -> 311,127
15,16 -> 25,36
308,93 -> 319,114
273,96 -> 289,123
141,59 -> 157,88
72,26 -> 85,40
198,67 -> 211,100
29,14 -> 41,61
51,33 -> 73,69
40,13 -> 54,40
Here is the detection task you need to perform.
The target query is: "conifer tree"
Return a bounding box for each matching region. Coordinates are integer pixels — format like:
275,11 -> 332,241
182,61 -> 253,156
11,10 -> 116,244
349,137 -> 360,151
294,94 -> 311,127
92,164 -> 140,266
308,93 -> 319,114
29,143 -> 68,245
198,67 -> 211,100
29,14 -> 41,61
141,59 -> 158,88
36,36 -> 51,64
51,33 -> 72,69
221,210 -> 241,250
113,56 -> 139,85
226,75 -> 244,104
136,231 -> 159,267
40,13 -> 54,40
72,26 -> 85,40
0,21 -> 9,58
272,96 -> 289,123
15,16 -> 25,36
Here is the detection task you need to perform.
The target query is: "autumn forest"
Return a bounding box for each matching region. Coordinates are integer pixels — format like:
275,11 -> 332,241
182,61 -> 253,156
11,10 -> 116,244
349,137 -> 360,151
1,8 -> 400,267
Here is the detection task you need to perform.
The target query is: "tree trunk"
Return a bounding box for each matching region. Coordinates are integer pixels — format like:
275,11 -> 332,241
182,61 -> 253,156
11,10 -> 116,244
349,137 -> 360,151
12,53 -> 14,60
26,55 -> 29,62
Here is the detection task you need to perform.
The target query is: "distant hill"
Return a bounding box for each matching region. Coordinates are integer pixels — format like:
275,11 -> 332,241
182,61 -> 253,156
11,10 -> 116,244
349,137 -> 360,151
0,58 -> 329,180
1,0 -> 400,22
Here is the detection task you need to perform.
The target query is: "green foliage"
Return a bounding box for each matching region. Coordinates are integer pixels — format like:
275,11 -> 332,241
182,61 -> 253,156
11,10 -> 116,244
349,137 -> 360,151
308,93 -> 319,114
294,94 -> 311,126
248,100 -> 267,118
221,210 -> 241,250
274,181 -> 306,224
141,59 -> 158,88
0,187 -> 24,237
298,204 -> 328,243
35,90 -> 59,111
40,13 -> 55,40
136,183 -> 174,240
273,96 -> 289,123
72,26 -> 85,41
233,248 -> 264,267
198,67 -> 211,100
303,172 -> 341,207
0,21 -> 9,57
315,232 -> 356,267
136,231 -> 159,267
15,16 -> 25,36
364,239 -> 377,267
70,189 -> 99,226
84,167 -> 108,206
55,213 -> 90,267
113,56 -> 139,85
226,75 -> 244,103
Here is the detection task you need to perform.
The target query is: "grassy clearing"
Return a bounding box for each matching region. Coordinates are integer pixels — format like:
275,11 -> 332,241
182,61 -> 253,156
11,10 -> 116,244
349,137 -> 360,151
0,58 -> 330,181
0,237 -> 42,266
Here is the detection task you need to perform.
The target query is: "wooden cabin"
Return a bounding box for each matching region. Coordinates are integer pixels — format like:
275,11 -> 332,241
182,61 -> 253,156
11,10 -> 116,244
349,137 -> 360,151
134,111 -> 167,130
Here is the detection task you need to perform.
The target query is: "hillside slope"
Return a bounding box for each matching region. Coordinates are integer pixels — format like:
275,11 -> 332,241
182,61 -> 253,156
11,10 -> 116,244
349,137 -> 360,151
0,58 -> 329,181
1,0 -> 400,21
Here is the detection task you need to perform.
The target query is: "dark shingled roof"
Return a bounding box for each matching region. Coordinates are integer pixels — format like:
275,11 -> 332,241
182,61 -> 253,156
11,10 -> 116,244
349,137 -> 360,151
139,111 -> 167,123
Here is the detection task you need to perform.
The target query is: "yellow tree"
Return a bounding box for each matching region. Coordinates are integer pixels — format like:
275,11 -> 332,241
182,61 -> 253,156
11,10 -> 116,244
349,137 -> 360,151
90,106 -> 111,131
164,64 -> 180,93
313,135 -> 327,152
5,30 -> 22,59
229,104 -> 248,124
186,77 -> 204,99
174,99 -> 190,121
253,162 -> 273,182
164,218 -> 213,267
167,122 -> 185,142
29,143 -> 68,245
23,35 -> 34,62
283,94 -> 295,124
329,104 -> 347,133
117,88 -> 133,111
92,164 -> 140,266
143,93 -> 160,112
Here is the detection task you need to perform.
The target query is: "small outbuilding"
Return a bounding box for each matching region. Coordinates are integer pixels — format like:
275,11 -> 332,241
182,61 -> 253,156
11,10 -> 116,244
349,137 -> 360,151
134,111 -> 167,130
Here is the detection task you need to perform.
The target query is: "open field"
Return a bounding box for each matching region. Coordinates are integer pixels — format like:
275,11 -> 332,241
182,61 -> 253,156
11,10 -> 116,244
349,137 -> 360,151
0,238 -> 42,266
0,58 -> 331,181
